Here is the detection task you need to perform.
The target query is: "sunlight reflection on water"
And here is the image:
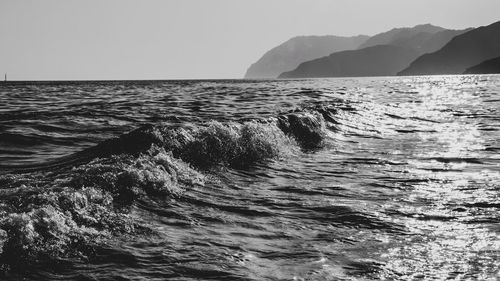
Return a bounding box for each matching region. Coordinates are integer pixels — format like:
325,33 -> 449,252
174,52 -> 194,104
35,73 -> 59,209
374,76 -> 500,280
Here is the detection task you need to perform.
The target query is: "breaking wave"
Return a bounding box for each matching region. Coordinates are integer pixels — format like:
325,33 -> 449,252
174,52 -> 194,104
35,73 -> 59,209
0,105 -> 340,273
0,146 -> 202,271
88,106 -> 334,166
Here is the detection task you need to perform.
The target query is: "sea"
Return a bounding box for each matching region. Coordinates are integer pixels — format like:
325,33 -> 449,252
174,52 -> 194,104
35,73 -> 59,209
0,75 -> 499,280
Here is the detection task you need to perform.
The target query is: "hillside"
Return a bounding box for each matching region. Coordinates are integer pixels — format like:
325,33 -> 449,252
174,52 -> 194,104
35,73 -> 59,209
399,21 -> 500,75
279,45 -> 418,78
276,25 -> 471,79
464,57 -> 500,74
358,24 -> 445,49
244,35 -> 368,79
392,28 -> 471,55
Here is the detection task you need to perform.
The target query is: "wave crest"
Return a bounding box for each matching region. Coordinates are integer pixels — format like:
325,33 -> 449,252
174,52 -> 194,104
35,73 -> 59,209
71,145 -> 202,200
87,108 -> 333,169
0,147 -> 203,271
180,121 -> 293,168
278,110 -> 327,149
91,120 -> 295,168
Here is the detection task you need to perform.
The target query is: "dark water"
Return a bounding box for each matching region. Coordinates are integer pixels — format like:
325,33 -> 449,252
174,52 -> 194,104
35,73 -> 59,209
0,76 -> 499,280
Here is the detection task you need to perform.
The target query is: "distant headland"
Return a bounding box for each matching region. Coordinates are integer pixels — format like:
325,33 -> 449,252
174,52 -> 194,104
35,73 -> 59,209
245,20 -> 500,78
464,57 -> 500,74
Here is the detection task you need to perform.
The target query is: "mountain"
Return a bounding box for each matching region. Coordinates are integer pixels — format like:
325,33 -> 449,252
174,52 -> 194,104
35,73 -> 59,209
418,28 -> 473,54
357,24 -> 469,56
399,21 -> 500,75
391,28 -> 471,55
464,57 -> 500,74
279,45 -> 418,78
358,24 -> 445,49
277,25 -> 470,79
244,35 -> 369,79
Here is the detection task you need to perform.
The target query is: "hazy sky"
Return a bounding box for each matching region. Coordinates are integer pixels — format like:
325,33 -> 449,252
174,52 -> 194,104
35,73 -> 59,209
1,0 -> 500,80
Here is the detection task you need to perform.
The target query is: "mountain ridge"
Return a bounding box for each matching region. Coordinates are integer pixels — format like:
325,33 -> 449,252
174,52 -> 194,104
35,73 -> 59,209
244,35 -> 369,79
277,24 -> 471,79
358,24 -> 445,49
279,45 -> 418,78
399,20 -> 500,75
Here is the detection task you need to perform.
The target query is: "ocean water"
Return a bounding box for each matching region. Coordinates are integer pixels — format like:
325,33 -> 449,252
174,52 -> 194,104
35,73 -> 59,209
0,76 -> 499,280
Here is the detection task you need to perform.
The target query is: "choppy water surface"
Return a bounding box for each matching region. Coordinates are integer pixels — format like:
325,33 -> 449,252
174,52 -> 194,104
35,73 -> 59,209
0,76 -> 499,280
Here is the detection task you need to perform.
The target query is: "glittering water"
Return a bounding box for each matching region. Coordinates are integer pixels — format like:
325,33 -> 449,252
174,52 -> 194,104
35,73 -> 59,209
0,76 -> 499,280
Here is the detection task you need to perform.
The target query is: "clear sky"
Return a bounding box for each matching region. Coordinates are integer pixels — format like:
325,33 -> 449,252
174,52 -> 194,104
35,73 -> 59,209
1,0 -> 500,80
